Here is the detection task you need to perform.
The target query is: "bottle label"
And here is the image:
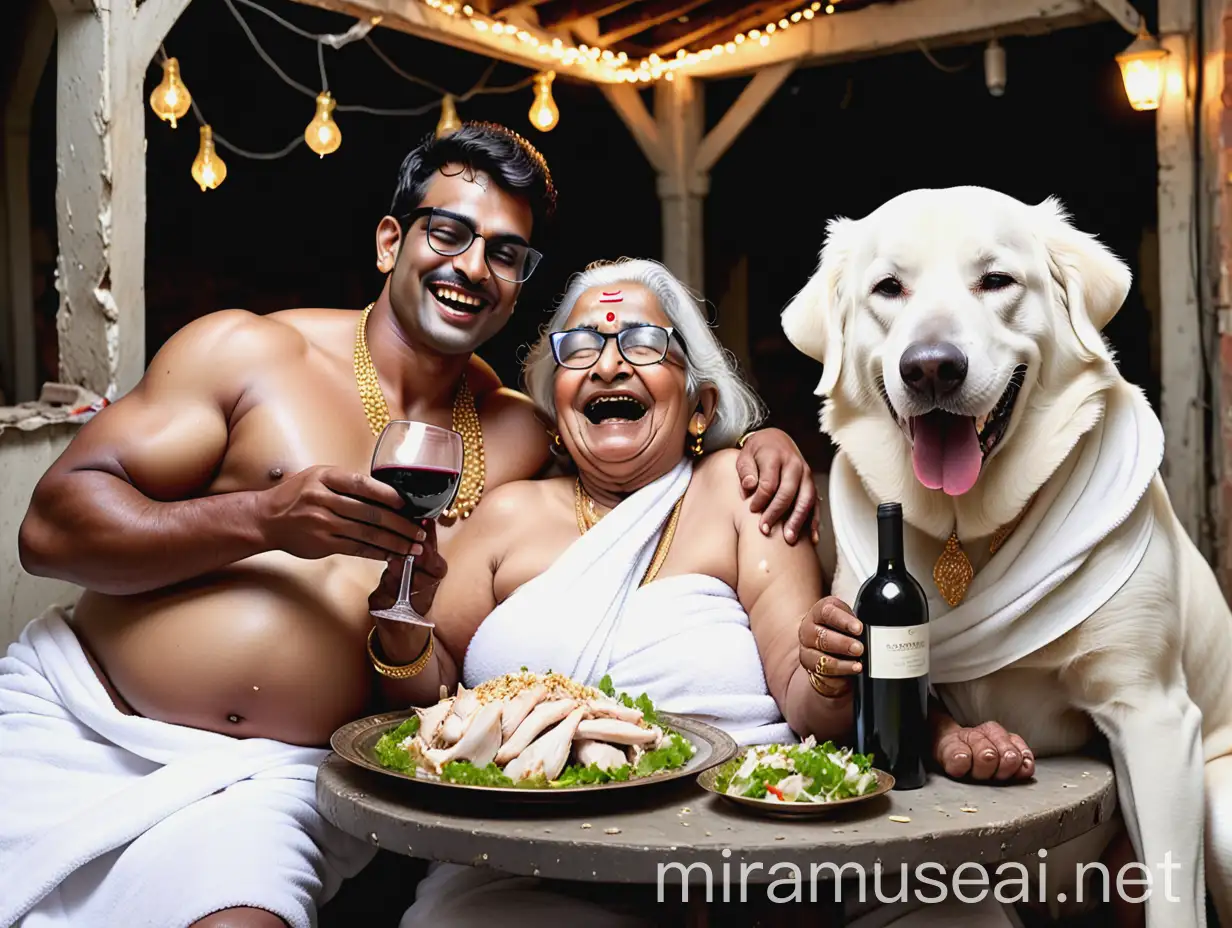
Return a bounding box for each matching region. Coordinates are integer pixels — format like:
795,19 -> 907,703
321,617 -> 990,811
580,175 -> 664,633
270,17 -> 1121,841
868,624 -> 929,679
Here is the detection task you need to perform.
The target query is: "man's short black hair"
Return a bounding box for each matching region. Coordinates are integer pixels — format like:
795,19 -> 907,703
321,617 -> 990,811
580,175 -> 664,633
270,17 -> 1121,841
389,122 -> 557,234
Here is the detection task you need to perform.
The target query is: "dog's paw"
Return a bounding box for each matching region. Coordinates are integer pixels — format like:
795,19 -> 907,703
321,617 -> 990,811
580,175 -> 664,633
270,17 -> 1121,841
934,720 -> 1035,782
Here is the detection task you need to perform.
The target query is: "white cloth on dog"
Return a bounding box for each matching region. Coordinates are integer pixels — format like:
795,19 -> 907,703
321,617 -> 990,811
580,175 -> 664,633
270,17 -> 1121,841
829,380 -> 1163,684
0,607 -> 375,928
462,458 -> 793,746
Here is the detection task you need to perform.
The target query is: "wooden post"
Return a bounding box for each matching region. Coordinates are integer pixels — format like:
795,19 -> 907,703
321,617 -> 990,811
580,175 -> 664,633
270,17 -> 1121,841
1156,0 -> 1207,550
1,0 -> 55,404
47,0 -> 191,400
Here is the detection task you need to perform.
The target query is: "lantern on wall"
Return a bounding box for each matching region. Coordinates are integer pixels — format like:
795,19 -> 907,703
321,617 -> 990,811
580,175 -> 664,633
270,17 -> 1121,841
1116,25 -> 1169,111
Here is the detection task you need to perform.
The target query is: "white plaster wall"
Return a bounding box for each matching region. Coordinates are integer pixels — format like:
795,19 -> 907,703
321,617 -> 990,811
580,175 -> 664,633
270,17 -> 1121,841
1,423 -> 79,647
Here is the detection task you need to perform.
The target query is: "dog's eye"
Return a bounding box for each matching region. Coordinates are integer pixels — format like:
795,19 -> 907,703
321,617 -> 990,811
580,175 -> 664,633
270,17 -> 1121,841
979,273 -> 1016,291
873,277 -> 904,298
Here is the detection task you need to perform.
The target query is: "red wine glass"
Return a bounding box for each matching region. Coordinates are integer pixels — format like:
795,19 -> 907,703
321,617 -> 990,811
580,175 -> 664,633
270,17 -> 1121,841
369,420 -> 463,626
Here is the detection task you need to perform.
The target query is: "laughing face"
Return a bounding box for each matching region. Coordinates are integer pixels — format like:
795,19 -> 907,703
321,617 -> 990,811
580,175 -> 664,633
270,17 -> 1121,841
552,284 -> 711,489
379,165 -> 534,356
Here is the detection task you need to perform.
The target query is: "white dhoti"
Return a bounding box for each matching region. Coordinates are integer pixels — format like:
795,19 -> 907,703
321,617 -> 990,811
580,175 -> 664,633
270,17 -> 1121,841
402,461 -> 1018,928
0,607 -> 375,928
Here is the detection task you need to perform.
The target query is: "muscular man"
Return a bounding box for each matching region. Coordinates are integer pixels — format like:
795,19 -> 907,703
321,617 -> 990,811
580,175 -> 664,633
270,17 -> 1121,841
0,123 -> 817,928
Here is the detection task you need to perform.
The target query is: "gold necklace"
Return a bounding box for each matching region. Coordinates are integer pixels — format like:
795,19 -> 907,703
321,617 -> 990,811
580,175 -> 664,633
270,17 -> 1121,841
574,478 -> 684,586
932,498 -> 1033,607
354,303 -> 485,520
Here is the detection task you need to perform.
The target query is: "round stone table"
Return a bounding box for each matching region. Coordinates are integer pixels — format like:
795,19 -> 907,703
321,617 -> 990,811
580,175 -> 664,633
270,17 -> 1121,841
318,752 -> 1116,925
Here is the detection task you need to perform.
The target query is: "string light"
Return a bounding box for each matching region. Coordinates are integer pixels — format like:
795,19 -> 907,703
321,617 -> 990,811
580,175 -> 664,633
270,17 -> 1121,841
528,71 -> 559,131
305,91 -> 342,156
150,57 -> 192,127
191,125 -> 227,190
436,94 -> 462,136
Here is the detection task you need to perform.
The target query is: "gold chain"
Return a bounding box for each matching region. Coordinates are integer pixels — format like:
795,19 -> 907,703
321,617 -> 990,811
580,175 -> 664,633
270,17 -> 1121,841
574,478 -> 683,586
932,496 -> 1034,607
354,303 -> 485,520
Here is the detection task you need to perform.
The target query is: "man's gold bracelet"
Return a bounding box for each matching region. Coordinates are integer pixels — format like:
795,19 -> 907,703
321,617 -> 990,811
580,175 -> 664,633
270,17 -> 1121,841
367,627 -> 434,680
736,431 -> 756,448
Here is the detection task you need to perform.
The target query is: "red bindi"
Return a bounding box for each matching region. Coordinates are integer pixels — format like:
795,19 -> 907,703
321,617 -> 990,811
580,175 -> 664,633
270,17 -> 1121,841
606,312 -> 616,322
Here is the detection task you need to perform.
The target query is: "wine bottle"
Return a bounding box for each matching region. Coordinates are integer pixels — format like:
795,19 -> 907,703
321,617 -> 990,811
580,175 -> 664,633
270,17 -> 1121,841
853,502 -> 929,790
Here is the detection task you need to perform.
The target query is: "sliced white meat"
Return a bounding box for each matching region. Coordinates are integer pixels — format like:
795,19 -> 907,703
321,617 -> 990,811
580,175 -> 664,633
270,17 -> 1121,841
585,699 -> 644,724
452,684 -> 480,719
438,712 -> 467,746
572,739 -> 629,772
422,702 -> 504,772
415,699 -> 455,747
501,684 -> 547,740
503,706 -> 587,782
575,718 -> 661,746
494,699 -> 577,765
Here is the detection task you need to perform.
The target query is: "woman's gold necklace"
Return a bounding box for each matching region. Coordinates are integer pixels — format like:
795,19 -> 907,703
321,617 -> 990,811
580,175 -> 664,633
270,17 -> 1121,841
574,478 -> 683,586
354,303 -> 485,520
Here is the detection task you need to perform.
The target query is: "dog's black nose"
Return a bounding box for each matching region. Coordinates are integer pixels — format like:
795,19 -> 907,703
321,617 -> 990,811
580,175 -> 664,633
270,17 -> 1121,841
899,342 -> 968,399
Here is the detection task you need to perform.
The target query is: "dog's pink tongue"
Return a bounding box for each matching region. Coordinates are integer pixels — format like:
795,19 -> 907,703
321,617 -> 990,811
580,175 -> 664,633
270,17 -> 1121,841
911,411 -> 982,496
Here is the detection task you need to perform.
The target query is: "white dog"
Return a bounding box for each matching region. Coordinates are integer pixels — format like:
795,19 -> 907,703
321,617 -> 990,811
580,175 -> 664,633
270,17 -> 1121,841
781,187 -> 1232,928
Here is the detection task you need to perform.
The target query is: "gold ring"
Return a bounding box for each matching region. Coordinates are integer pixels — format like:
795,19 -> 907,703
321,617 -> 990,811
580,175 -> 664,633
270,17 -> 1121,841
816,626 -> 826,653
815,652 -> 830,675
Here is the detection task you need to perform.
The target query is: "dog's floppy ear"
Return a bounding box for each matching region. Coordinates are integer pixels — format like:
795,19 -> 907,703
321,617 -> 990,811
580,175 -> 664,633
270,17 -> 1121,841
781,217 -> 855,396
1034,196 -> 1132,363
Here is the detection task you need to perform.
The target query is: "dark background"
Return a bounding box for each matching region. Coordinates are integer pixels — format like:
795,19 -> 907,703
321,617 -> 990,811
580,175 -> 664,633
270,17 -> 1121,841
25,0 -> 1162,470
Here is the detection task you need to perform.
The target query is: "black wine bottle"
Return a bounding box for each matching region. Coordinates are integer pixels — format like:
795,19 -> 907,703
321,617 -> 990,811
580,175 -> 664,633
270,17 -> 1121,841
853,502 -> 929,790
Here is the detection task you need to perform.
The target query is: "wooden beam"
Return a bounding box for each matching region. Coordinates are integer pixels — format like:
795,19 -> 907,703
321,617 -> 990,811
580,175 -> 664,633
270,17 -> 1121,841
292,0 -> 628,82
659,0 -> 799,54
599,0 -> 712,44
1156,0 -> 1206,546
673,0 -> 1110,78
600,83 -> 665,170
648,0 -> 779,55
693,60 -> 793,173
134,0 -> 194,65
537,0 -> 637,28
1090,0 -> 1141,34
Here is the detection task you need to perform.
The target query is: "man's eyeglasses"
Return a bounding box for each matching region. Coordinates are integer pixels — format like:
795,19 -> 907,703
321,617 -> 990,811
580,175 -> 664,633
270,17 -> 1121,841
549,325 -> 688,370
402,207 -> 543,283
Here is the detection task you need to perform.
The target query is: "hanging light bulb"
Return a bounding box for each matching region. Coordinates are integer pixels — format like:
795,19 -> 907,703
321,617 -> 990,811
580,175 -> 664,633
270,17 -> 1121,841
528,71 -> 559,132
304,91 -> 342,157
190,125 -> 226,191
150,57 -> 192,128
1116,24 -> 1169,111
436,94 -> 462,137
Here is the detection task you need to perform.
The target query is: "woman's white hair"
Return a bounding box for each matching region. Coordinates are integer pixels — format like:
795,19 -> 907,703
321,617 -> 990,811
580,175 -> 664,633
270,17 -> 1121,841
523,257 -> 764,451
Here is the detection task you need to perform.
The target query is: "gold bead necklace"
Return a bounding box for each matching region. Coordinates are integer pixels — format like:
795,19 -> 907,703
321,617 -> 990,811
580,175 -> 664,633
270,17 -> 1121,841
353,303 -> 485,520
574,478 -> 683,587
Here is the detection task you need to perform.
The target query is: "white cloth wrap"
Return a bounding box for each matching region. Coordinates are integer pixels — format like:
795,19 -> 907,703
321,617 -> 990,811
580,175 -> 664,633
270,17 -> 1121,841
0,607 -> 374,928
462,458 -> 792,747
829,381 -> 1164,685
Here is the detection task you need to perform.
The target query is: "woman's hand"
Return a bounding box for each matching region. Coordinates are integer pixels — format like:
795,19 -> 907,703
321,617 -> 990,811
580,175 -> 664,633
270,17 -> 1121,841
798,595 -> 864,699
933,715 -> 1035,782
735,429 -> 820,546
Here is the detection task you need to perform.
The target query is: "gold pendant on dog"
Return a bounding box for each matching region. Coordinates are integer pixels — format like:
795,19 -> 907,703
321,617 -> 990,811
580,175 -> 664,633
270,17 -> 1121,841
933,531 -> 974,607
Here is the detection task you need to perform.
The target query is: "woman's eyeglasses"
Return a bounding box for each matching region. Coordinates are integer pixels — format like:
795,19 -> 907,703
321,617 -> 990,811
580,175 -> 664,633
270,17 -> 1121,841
549,325 -> 688,370
402,207 -> 542,283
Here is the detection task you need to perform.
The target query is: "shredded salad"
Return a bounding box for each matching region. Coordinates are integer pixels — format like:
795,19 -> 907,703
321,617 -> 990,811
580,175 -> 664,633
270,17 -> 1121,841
714,737 -> 880,803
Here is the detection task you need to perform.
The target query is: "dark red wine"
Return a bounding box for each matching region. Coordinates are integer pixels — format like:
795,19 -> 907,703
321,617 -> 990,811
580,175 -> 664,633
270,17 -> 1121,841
853,502 -> 930,790
372,465 -> 460,519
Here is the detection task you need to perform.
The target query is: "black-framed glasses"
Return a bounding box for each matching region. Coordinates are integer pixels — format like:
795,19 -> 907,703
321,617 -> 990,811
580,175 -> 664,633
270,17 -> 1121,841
402,207 -> 542,283
549,325 -> 688,370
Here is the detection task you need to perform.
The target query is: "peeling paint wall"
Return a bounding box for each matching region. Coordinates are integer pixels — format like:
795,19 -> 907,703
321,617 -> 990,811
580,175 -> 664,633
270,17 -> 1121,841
0,425 -> 79,647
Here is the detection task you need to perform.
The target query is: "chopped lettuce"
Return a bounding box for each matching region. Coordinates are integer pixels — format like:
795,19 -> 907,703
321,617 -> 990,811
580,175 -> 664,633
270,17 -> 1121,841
717,737 -> 880,803
440,761 -> 515,787
552,762 -> 633,787
373,716 -> 421,773
598,674 -> 660,726
634,731 -> 694,777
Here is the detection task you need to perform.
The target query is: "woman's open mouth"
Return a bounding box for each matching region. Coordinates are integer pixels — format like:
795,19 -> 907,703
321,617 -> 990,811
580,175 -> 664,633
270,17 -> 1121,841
583,394 -> 648,425
428,283 -> 490,316
880,365 -> 1027,496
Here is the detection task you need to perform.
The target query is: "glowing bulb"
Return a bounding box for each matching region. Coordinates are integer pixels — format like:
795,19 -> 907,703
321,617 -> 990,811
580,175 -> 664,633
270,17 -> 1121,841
150,57 -> 192,128
725,42 -> 736,53
1116,26 -> 1169,111
759,34 -> 770,45
529,70 -> 559,131
825,3 -> 834,11
304,91 -> 341,157
436,94 -> 462,137
803,8 -> 814,18
190,125 -> 226,191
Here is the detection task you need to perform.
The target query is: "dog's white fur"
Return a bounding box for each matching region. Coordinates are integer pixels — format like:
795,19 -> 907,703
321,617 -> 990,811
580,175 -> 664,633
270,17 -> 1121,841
782,187 -> 1232,928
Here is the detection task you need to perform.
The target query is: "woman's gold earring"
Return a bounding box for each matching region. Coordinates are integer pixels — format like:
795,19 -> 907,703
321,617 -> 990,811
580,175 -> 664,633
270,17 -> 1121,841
549,430 -> 567,457
689,426 -> 705,458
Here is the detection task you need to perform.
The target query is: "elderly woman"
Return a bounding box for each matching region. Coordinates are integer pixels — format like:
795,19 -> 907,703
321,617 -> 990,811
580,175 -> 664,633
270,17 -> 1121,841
378,258 -> 1027,928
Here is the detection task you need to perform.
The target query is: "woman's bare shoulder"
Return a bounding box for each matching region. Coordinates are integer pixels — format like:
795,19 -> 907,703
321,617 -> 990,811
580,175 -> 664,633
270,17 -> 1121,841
691,449 -> 747,512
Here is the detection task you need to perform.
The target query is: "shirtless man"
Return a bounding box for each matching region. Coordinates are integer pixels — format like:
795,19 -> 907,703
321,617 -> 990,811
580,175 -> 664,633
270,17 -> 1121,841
1,123 -> 817,928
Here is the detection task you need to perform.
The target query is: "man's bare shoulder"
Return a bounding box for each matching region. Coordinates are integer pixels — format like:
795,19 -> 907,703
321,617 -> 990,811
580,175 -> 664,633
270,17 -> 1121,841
146,309 -> 308,382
